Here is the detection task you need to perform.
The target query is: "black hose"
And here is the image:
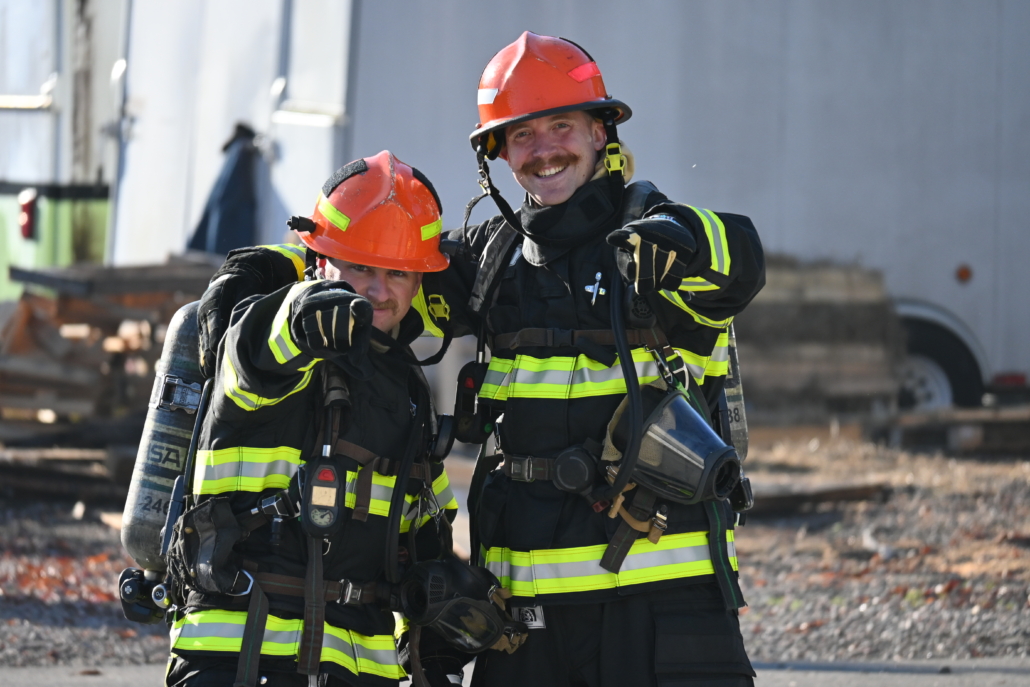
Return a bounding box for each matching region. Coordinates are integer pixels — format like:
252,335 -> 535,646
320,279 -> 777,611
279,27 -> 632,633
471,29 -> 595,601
384,380 -> 428,584
605,274 -> 643,501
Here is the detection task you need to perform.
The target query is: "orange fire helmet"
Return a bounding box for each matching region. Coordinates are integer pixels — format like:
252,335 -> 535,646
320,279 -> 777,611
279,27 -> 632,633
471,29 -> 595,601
470,32 -> 632,159
296,151 -> 448,272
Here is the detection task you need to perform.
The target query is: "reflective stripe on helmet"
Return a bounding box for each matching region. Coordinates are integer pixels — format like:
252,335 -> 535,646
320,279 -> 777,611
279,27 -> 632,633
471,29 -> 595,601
483,530 -> 737,598
316,192 -> 351,233
170,609 -> 405,680
420,218 -> 442,241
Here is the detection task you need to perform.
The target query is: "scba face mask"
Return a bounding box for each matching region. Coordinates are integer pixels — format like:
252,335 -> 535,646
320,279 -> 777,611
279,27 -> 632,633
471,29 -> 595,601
400,558 -> 528,654
608,385 -> 741,505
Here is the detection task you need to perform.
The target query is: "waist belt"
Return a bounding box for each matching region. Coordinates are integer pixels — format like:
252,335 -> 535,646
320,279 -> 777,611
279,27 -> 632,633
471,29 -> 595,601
501,454 -> 557,482
253,571 -> 383,606
492,328 -> 667,351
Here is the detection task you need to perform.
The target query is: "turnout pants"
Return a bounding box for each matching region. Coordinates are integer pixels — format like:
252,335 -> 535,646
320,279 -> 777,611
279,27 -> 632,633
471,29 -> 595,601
472,582 -> 755,687
166,655 -> 364,687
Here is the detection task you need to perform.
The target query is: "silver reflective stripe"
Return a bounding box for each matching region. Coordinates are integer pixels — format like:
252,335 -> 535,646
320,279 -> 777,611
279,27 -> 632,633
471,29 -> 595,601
344,473 -> 394,504
727,541 -> 737,559
176,621 -> 245,641
492,357 -> 659,390
198,459 -> 300,484
694,207 -> 726,275
323,632 -> 399,667
487,541 -> 714,586
617,541 -> 711,573
710,342 -> 729,363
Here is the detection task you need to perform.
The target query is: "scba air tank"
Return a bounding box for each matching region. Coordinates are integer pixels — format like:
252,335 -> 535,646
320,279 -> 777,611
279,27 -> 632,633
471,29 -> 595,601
121,301 -> 205,571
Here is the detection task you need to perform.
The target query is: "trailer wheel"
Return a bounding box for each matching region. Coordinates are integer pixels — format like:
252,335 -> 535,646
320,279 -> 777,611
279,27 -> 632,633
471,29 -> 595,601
898,319 -> 983,410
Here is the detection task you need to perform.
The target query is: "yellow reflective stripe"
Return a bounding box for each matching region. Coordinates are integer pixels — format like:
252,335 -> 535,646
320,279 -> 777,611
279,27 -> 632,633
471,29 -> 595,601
679,275 -> 720,293
411,285 -> 444,338
269,281 -> 321,364
685,205 -> 730,276
192,446 -> 303,495
340,467 -> 458,531
260,243 -> 307,280
223,349 -> 317,412
420,218 -> 442,241
317,193 -> 351,232
484,531 -> 737,598
171,610 -> 404,680
658,290 -> 734,328
480,349 -> 661,401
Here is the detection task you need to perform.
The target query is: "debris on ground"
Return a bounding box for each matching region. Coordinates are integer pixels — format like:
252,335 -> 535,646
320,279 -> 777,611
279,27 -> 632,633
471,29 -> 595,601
737,427 -> 1030,662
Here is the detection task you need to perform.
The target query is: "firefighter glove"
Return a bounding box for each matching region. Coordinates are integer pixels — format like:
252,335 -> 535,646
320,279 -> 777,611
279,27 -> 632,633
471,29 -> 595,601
607,214 -> 695,294
290,281 -> 373,360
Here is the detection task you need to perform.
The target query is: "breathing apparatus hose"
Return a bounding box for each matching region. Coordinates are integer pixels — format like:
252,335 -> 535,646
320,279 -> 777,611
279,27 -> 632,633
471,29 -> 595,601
383,381 -> 428,584
604,272 -> 643,501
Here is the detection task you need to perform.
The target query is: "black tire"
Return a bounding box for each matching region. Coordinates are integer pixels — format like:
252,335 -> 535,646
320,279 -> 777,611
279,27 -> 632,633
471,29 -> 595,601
900,318 -> 984,408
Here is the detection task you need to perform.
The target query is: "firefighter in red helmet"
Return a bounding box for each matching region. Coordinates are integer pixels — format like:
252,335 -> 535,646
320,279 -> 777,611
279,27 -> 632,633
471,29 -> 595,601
159,152 -> 524,687
418,32 -> 765,686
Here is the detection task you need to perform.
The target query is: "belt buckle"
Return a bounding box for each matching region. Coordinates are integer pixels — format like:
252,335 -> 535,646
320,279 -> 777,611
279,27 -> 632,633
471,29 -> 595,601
508,456 -> 534,483
338,579 -> 362,605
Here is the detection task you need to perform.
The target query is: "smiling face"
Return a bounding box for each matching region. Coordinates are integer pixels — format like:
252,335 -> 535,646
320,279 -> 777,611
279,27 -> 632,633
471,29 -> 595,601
319,257 -> 423,333
501,110 -> 606,206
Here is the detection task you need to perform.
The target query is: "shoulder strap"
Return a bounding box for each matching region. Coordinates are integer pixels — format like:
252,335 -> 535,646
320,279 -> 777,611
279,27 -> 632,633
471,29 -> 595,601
620,180 -> 659,227
468,221 -> 522,315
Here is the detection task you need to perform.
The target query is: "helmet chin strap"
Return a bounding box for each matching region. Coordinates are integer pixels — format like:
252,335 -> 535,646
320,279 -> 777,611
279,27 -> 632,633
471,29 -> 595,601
463,109 -> 626,249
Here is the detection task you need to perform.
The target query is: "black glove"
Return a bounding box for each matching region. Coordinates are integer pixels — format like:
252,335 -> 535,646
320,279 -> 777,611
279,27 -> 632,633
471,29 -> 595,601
606,213 -> 696,294
198,247 -> 303,377
289,280 -> 373,360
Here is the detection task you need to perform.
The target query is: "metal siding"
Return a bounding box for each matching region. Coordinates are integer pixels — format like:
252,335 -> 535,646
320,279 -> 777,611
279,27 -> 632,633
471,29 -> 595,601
346,0 -> 1028,378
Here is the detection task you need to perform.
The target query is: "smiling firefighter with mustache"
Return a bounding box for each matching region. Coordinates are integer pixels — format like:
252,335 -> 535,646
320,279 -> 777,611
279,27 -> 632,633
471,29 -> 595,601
416,32 -> 766,686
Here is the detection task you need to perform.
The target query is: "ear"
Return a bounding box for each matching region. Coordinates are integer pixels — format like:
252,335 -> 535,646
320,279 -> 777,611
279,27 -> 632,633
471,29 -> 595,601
591,118 -> 606,151
315,256 -> 328,279
498,146 -> 509,162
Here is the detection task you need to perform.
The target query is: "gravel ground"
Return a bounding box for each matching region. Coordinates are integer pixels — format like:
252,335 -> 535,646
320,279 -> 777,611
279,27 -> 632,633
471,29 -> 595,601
0,427 -> 1028,669
736,428 -> 1030,663
0,501 -> 169,668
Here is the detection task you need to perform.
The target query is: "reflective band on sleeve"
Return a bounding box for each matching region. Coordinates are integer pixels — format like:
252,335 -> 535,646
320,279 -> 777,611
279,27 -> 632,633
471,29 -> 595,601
192,446 -> 303,495
479,349 -> 663,402
420,218 -> 442,241
686,205 -> 730,276
171,609 -> 404,680
679,275 -> 720,293
317,193 -> 351,233
269,281 -> 322,365
260,244 -> 308,280
223,349 -> 318,412
483,530 -> 737,598
658,290 -> 734,328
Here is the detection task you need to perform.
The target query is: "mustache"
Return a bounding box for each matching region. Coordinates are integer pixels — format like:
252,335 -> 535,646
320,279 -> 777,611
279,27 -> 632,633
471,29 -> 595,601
368,298 -> 398,312
519,152 -> 580,177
